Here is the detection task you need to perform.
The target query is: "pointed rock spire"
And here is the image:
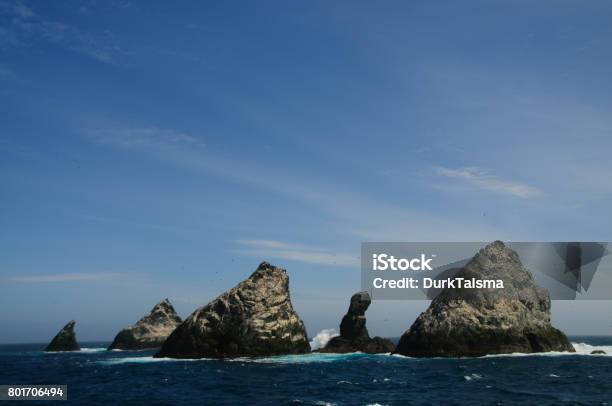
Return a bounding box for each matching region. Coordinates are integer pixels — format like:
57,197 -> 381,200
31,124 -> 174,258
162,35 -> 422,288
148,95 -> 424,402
45,320 -> 80,352
395,241 -> 575,357
155,262 -> 310,358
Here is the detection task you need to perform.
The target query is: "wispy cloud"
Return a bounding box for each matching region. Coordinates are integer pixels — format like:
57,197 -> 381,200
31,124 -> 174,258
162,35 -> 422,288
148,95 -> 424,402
83,122 -> 309,197
434,166 -> 542,198
7,272 -> 126,283
90,126 -> 206,150
84,122 -> 499,241
235,240 -> 359,268
235,240 -> 312,251
0,0 -> 128,65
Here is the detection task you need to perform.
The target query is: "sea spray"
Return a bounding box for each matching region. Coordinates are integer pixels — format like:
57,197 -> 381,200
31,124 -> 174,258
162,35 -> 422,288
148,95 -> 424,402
309,329 -> 339,350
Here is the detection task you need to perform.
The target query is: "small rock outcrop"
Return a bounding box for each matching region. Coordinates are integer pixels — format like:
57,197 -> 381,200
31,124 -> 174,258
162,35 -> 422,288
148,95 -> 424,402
591,350 -> 606,355
108,299 -> 182,350
155,262 -> 310,358
395,241 -> 575,357
45,320 -> 80,352
321,291 -> 395,353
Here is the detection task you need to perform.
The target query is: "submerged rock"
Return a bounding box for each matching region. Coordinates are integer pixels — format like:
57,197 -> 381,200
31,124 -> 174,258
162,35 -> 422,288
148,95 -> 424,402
108,299 -> 182,350
155,262 -> 310,358
321,291 -> 395,354
590,350 -> 606,355
45,320 -> 80,352
395,241 -> 575,357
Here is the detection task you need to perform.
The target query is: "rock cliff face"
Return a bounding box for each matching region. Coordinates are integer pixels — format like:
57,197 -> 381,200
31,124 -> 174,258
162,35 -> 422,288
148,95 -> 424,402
155,262 -> 310,358
395,241 -> 575,357
321,291 -> 395,353
108,299 -> 182,350
45,320 -> 80,352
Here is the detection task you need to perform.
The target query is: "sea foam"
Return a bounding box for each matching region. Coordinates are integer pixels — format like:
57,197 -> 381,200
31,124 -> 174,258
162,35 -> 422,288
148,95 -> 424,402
478,342 -> 610,358
229,352 -> 370,364
99,356 -> 206,365
42,348 -> 107,354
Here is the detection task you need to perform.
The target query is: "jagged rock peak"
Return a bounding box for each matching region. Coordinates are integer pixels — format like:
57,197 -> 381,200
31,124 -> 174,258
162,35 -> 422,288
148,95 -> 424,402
108,299 -> 182,350
395,241 -> 575,357
45,320 -> 80,352
141,299 -> 182,326
155,262 -> 310,358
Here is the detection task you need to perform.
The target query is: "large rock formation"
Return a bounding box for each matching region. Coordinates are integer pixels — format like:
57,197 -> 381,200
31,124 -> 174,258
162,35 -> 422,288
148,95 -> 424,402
395,241 -> 575,357
321,291 -> 395,353
108,299 -> 182,350
45,320 -> 80,352
155,262 -> 310,358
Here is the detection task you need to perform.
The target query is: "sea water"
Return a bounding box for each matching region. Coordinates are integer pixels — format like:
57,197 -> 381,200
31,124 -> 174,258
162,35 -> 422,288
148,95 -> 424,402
1,337 -> 611,405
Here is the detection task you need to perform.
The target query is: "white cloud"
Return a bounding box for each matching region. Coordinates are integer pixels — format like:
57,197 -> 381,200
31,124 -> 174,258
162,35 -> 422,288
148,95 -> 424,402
8,272 -> 125,283
435,166 -> 542,198
235,240 -> 359,268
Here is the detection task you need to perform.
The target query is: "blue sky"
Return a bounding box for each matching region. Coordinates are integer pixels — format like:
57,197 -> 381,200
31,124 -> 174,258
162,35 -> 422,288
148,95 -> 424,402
1,0 -> 612,343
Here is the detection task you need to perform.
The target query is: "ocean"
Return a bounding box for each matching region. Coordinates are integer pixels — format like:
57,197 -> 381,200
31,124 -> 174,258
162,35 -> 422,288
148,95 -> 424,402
1,337 -> 611,405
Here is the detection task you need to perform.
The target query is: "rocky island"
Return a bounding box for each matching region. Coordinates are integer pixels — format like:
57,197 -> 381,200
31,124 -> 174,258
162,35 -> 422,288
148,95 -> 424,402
321,291 -> 395,353
45,320 -> 80,352
395,241 -> 575,357
155,262 -> 310,358
108,299 -> 182,350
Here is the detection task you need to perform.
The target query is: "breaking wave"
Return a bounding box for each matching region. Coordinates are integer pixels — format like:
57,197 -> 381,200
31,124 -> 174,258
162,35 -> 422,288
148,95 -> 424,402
571,342 -> 611,355
309,329 -> 339,350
